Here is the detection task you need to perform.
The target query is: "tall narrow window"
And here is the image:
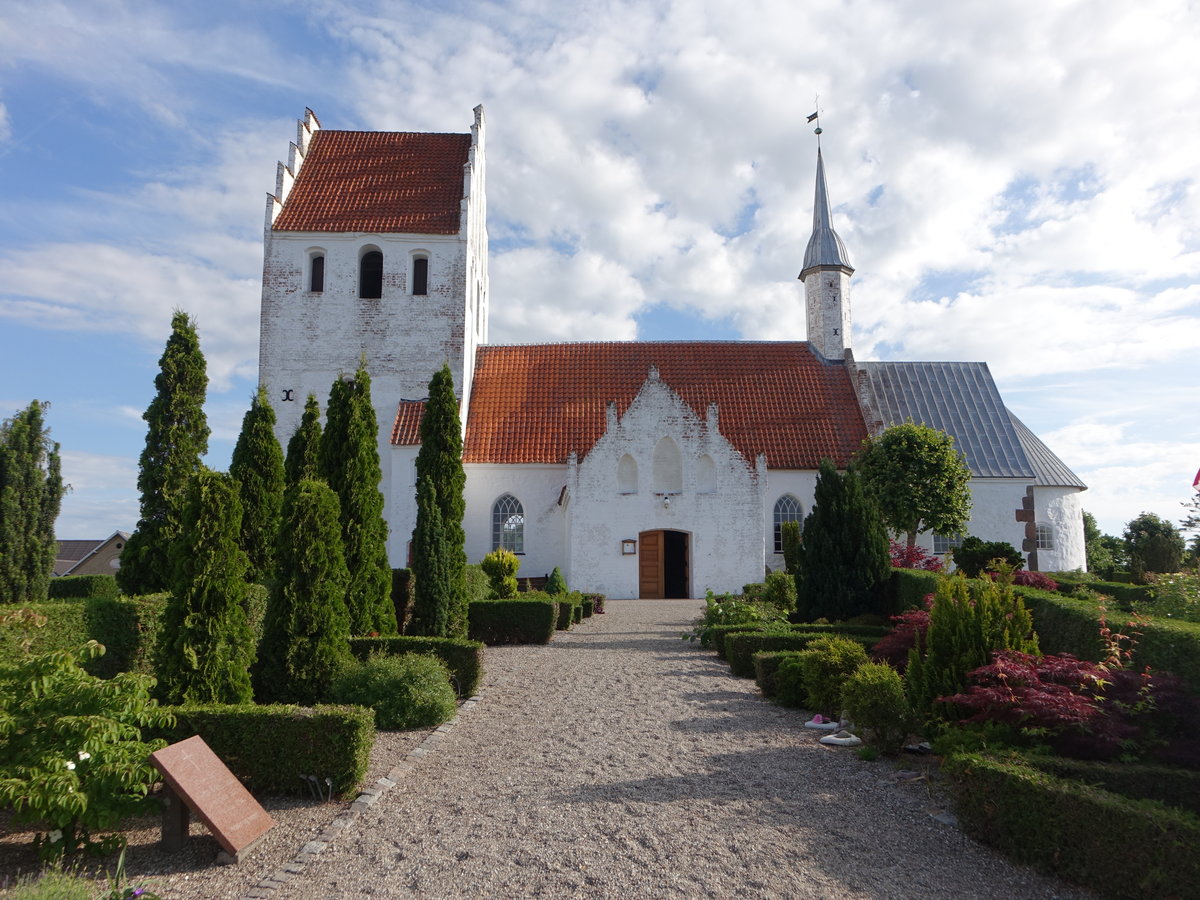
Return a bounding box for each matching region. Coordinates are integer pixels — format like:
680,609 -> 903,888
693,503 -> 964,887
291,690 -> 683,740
413,257 -> 429,295
492,494 -> 525,554
309,254 -> 325,293
617,454 -> 638,494
359,250 -> 383,299
773,495 -> 802,553
1035,523 -> 1054,550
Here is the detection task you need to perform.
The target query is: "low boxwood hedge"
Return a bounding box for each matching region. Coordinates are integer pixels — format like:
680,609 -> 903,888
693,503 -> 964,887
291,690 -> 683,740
349,635 -> 485,697
1019,587 -> 1200,693
753,650 -> 807,698
581,597 -> 595,618
725,630 -> 881,678
1020,754 -> 1200,817
944,752 -> 1200,898
153,703 -> 375,799
468,598 -> 557,645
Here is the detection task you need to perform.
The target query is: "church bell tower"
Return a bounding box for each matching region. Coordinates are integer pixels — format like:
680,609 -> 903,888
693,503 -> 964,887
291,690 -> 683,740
800,148 -> 853,360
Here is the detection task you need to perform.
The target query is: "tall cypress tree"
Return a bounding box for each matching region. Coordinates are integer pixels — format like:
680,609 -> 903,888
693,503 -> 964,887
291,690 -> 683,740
319,362 -> 396,635
796,459 -> 891,621
410,364 -> 468,638
253,479 -> 352,704
285,394 -> 323,486
155,469 -> 255,705
408,473 -> 452,637
230,386 -> 285,582
118,311 -> 209,595
0,401 -> 64,604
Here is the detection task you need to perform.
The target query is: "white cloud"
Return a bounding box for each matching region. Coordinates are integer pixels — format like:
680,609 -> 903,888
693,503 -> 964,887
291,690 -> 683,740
56,450 -> 139,537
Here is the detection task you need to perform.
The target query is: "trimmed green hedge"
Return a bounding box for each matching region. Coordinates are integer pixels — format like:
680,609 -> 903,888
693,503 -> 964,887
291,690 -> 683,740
709,622 -> 891,661
581,597 -> 595,618
1019,587 -> 1200,693
48,574 -> 120,600
753,650 -> 807,698
468,598 -> 557,645
890,567 -> 940,613
944,752 -> 1200,899
153,703 -> 375,799
1021,755 -> 1200,817
0,601 -> 89,667
725,630 -> 882,678
349,635 -> 485,697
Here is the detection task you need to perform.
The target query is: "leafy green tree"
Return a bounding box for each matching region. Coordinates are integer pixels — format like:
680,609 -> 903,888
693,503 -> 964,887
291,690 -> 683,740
410,364 -> 468,637
1123,511 -> 1184,579
319,363 -> 396,635
0,401 -> 64,604
118,311 -> 209,595
154,469 -> 255,705
856,422 -> 972,548
795,459 -> 891,621
230,386 -> 285,582
1083,510 -> 1119,576
0,608 -> 172,859
253,479 -> 352,704
285,394 -> 323,486
950,536 -> 1023,578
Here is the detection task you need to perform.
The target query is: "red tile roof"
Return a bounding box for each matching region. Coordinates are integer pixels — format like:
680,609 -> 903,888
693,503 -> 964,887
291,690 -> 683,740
392,400 -> 426,445
455,342 -> 867,467
273,130 -> 471,234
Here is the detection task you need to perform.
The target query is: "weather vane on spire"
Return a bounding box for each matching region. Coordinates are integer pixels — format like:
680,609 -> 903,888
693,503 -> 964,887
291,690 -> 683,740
806,97 -> 823,148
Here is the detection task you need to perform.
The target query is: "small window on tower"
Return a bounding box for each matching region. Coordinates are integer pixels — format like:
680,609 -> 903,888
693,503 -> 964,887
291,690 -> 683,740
413,257 -> 429,295
359,250 -> 383,299
309,254 -> 325,293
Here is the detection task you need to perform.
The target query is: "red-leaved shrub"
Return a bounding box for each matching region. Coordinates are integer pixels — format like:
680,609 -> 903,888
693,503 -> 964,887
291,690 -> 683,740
1005,570 -> 1059,591
888,540 -> 944,572
870,594 -> 932,673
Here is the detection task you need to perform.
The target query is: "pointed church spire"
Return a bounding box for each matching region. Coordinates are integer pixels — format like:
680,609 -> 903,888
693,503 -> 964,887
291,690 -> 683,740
800,149 -> 853,278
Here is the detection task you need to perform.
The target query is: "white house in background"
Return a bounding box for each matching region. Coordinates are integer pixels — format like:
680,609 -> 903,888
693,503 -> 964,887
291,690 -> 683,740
258,108 -> 1087,598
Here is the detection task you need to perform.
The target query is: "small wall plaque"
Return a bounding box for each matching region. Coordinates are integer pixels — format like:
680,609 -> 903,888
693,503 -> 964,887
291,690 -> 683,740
621,539 -> 637,555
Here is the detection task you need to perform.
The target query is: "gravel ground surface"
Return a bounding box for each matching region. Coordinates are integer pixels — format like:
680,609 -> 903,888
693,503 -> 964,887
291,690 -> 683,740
2,599 -> 1091,899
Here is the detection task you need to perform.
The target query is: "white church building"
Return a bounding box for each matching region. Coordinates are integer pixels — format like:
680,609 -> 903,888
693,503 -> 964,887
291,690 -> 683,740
258,107 -> 1087,598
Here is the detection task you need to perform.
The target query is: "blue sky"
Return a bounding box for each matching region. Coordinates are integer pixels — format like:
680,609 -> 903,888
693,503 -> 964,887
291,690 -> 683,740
1,0 -> 1197,541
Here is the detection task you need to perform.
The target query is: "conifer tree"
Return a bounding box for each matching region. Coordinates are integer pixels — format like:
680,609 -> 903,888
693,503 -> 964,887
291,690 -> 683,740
796,459 -> 891,621
410,364 -> 468,638
408,473 -> 452,637
230,386 -> 285,582
119,311 -> 209,595
285,394 -> 323,486
154,469 -> 255,704
253,479 -> 352,704
0,401 -> 64,604
319,362 -> 396,635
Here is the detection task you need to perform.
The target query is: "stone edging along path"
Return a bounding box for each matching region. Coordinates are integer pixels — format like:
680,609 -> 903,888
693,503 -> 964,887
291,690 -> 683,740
238,695 -> 485,900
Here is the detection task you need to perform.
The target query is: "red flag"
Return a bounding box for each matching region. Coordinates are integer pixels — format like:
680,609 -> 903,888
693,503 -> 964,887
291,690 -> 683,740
1194,467 -> 1200,491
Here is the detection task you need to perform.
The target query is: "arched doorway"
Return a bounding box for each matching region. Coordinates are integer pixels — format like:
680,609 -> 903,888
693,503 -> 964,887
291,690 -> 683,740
638,529 -> 690,599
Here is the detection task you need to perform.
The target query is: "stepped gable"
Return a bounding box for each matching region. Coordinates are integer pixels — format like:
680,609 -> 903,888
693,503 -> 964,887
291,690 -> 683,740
459,341 -> 867,467
273,130 -> 472,234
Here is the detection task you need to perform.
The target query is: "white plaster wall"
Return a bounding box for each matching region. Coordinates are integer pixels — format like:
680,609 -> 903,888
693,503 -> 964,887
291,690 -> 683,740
385,445 -> 420,567
911,478 -> 1030,565
761,469 -> 820,572
463,463 -> 567,581
567,375 -> 764,597
1034,486 -> 1087,572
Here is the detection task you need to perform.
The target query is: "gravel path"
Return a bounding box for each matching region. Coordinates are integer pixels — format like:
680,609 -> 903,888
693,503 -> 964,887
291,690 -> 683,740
276,599 -> 1087,900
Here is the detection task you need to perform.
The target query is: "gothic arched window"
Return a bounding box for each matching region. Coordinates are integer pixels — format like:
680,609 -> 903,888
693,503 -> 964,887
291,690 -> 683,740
773,494 -> 802,554
359,250 -> 383,299
617,454 -> 638,494
492,494 -> 525,554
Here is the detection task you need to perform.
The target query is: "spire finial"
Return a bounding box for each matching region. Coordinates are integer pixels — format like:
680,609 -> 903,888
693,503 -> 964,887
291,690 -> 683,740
806,96 -> 823,149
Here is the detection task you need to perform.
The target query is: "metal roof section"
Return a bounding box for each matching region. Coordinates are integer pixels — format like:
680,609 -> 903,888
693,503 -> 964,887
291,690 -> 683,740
1008,412 -> 1087,488
858,361 -> 1035,478
800,149 -> 854,278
